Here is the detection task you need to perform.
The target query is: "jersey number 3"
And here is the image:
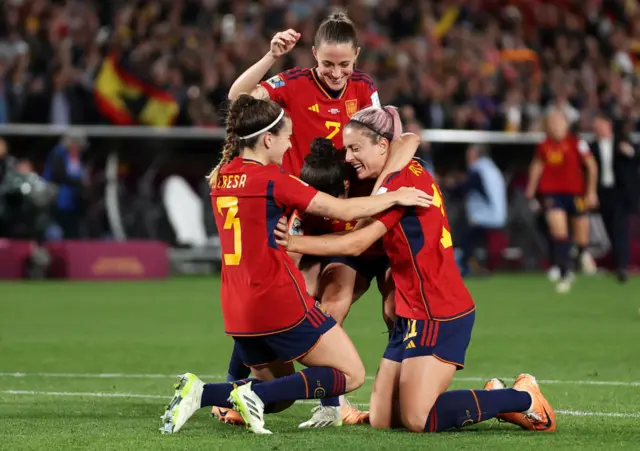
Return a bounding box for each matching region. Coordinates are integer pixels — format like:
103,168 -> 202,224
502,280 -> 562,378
431,184 -> 453,249
217,196 -> 242,265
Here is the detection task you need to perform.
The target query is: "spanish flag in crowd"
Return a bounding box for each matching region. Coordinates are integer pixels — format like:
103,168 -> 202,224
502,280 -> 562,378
94,53 -> 179,127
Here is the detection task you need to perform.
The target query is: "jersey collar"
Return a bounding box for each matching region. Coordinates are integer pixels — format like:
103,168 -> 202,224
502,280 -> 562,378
311,67 -> 348,100
242,158 -> 264,166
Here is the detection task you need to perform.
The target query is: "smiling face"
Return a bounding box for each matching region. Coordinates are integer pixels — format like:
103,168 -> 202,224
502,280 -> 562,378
343,125 -> 389,180
263,116 -> 293,166
313,42 -> 360,91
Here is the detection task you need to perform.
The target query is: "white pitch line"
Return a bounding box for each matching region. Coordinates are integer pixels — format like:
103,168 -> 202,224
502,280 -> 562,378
3,390 -> 640,419
1,372 -> 640,388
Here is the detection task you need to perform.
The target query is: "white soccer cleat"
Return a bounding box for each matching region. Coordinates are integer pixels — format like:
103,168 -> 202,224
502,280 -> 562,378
580,251 -> 598,275
160,373 -> 204,434
298,405 -> 343,428
229,382 -> 272,434
556,277 -> 572,293
547,266 -> 561,282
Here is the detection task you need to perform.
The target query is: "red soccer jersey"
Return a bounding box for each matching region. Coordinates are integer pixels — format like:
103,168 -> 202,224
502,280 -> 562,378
211,157 -> 319,335
536,135 -> 591,195
261,67 -> 379,176
374,160 -> 476,321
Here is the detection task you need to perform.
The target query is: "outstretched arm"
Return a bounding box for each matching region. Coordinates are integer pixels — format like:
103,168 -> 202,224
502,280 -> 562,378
276,219 -> 388,257
305,186 -> 431,222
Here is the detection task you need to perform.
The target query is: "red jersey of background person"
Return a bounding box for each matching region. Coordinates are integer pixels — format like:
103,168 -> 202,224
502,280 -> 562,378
536,135 -> 591,195
260,67 -> 379,176
211,157 -> 319,336
374,160 -> 475,321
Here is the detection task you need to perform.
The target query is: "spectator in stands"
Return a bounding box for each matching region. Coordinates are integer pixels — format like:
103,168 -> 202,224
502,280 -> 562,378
0,137 -> 15,184
0,0 -> 637,131
590,113 -> 640,283
43,130 -> 87,239
447,144 -> 507,276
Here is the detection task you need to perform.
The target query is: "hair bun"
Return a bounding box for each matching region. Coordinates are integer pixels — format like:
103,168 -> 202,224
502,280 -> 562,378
330,11 -> 350,22
309,138 -> 338,157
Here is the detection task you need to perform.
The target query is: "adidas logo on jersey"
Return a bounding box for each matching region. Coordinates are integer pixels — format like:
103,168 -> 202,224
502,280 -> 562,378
405,340 -> 416,350
308,104 -> 319,113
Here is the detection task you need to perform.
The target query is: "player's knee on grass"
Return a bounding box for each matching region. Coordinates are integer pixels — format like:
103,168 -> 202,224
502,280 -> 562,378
401,408 -> 431,433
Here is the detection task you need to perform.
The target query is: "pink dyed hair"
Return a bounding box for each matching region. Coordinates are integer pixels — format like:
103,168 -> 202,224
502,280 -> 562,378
346,106 -> 403,143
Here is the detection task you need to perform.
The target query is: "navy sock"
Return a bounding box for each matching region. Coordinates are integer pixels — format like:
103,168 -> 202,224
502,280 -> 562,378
227,344 -> 251,382
554,239 -> 571,278
425,389 -> 532,432
200,378 -> 257,408
321,396 -> 341,407
252,367 -> 347,405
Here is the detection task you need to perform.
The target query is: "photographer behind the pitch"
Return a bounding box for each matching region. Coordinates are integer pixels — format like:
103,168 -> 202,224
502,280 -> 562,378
0,138 -> 57,277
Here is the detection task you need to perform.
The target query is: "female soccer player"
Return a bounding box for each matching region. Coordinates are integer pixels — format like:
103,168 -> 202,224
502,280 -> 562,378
160,95 -> 432,435
228,11 -> 380,177
221,11 -> 387,426
275,106 -> 556,434
525,109 -> 598,293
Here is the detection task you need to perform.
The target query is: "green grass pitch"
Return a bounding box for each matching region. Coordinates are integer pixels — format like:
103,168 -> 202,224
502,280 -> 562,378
1,275 -> 639,450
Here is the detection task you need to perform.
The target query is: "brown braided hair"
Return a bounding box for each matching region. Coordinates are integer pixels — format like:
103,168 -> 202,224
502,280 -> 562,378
208,94 -> 287,187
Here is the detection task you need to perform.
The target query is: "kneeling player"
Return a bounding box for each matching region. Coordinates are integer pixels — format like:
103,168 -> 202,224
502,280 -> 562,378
162,95 -> 433,435
216,137 -> 412,427
277,106 -> 556,434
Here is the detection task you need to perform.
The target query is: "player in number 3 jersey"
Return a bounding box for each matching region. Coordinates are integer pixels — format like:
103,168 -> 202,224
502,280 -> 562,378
228,11 -> 380,177
277,106 -> 557,434
160,95 -> 433,435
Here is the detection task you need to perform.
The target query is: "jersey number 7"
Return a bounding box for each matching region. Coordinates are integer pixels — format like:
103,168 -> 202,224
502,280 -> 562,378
216,196 -> 242,265
325,121 -> 341,139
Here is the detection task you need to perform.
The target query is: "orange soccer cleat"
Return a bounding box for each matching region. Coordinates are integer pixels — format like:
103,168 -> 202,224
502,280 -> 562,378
211,406 -> 245,425
484,374 -> 556,432
341,401 -> 370,425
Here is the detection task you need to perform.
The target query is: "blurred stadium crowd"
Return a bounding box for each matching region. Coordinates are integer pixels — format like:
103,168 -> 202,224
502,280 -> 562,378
0,0 -> 638,131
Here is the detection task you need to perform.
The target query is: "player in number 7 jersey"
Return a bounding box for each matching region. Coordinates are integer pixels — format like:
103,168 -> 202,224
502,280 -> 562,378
228,11 -> 379,177
160,95 -> 433,435
275,106 -> 556,434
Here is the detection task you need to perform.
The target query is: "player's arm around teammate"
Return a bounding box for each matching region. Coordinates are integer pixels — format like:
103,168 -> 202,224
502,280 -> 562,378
278,105 -> 557,434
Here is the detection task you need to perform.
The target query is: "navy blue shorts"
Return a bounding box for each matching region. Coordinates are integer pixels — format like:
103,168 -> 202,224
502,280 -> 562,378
541,194 -> 586,216
325,255 -> 390,283
233,302 -> 336,367
383,311 -> 475,368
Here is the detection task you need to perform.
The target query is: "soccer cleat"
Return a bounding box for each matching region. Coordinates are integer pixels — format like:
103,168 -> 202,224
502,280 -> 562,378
211,406 -> 245,425
556,276 -> 573,293
483,378 -> 509,423
484,378 -> 507,391
228,382 -> 272,434
160,373 -> 204,434
490,374 -> 556,432
341,399 -> 370,424
580,251 -> 597,275
547,266 -> 561,282
298,405 -> 342,428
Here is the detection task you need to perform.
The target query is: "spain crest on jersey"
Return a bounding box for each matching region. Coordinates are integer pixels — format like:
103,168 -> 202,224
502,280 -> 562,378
345,99 -> 358,118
